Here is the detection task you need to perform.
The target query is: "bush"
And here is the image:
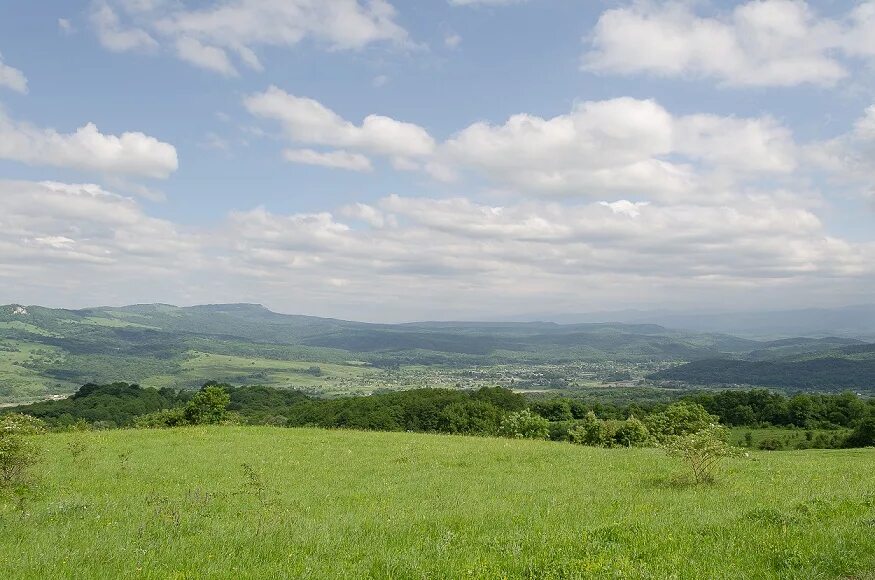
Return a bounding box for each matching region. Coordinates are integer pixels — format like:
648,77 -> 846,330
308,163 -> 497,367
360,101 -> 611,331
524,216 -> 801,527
663,424 -> 738,484
568,412 -> 650,448
499,410 -> 549,440
134,408 -> 188,428
613,416 -> 650,447
646,402 -> 718,443
0,414 -> 45,486
844,417 -> 875,448
568,412 -> 603,446
758,437 -> 783,451
438,401 -> 502,435
183,386 -> 231,425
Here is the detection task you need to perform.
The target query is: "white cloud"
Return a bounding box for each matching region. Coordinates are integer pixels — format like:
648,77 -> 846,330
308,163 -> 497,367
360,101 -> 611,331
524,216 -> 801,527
438,97 -> 798,199
91,0 -> 408,74
245,86 -> 435,165
583,0 -> 866,87
1,180 -> 194,267
175,37 -> 237,76
674,114 -> 797,173
807,104 -> 875,189
0,110 -> 178,178
0,53 -> 28,94
444,33 -> 462,49
208,192 -> 872,319
91,2 -> 159,52
341,202 -> 390,228
450,0 -> 528,5
283,148 -> 373,172
58,18 -> 76,34
1,179 -> 871,319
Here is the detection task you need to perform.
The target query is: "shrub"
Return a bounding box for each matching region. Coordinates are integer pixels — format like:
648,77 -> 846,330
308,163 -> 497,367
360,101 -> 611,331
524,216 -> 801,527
438,401 -> 502,435
183,386 -> 231,425
844,417 -> 875,448
758,438 -> 783,451
646,402 -> 718,443
663,424 -> 738,484
134,408 -> 188,428
613,416 -> 650,447
568,411 -> 603,446
499,410 -> 550,440
0,414 -> 45,486
569,413 -> 650,448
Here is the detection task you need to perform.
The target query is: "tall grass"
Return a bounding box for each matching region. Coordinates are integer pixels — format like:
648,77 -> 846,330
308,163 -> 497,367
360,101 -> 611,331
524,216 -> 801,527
2,426 -> 873,578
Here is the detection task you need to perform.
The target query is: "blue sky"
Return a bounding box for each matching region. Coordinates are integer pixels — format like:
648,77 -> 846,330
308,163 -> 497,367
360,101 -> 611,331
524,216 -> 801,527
0,0 -> 874,321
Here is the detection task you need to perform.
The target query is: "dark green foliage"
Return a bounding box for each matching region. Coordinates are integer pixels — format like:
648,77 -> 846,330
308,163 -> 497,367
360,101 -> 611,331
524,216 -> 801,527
650,357 -> 875,391
183,385 -> 231,425
284,387 -> 521,434
437,400 -> 502,435
498,409 -> 550,440
4,383 -> 184,428
685,389 -> 871,429
470,386 -> 526,412
530,399 -> 573,421
844,416 -> 875,448
5,379 -> 874,449
567,412 -> 650,447
759,438 -> 783,451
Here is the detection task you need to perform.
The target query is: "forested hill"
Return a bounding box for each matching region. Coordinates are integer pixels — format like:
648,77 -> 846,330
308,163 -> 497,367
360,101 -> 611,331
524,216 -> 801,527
649,357 -> 875,392
1,302 -> 873,403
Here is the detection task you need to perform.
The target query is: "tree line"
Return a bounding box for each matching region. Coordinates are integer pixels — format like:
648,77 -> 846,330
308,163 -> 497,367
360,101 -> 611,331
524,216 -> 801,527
4,382 -> 873,448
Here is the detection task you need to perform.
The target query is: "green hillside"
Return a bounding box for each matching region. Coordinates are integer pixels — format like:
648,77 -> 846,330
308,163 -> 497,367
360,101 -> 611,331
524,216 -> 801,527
649,357 -> 875,392
2,303 -> 873,404
2,427 -> 873,579
0,303 -> 766,404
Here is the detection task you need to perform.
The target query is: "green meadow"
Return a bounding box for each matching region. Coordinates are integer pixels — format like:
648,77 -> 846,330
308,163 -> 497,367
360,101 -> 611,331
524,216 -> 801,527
2,426 -> 873,579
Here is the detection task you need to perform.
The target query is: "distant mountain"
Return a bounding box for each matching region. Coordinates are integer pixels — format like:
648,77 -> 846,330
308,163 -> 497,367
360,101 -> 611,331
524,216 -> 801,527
2,303 -> 873,403
515,305 -> 875,340
648,357 -> 875,393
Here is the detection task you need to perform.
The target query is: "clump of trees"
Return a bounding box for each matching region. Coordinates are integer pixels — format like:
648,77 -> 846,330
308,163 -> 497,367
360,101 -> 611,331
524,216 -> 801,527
567,412 -> 649,447
4,382 -> 873,452
136,385 -> 231,428
499,409 -> 550,440
844,417 -> 875,448
0,413 -> 45,487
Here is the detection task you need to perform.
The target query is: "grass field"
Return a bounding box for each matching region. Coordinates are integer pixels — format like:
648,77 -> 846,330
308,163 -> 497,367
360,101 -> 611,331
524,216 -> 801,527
730,427 -> 851,450
2,427 -> 873,578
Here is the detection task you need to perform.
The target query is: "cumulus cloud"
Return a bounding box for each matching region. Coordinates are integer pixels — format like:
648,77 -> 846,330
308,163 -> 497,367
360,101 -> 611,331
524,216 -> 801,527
58,18 -> 76,34
438,97 -> 798,199
283,148 -> 373,172
806,104 -> 875,192
245,86 -> 435,166
175,37 -> 237,76
91,2 -> 159,52
0,53 -> 28,94
0,180 -> 194,268
90,0 -> 408,74
243,90 -> 803,194
208,192 -> 873,318
450,0 -> 529,5
0,110 -> 178,178
444,33 -> 462,48
583,0 -> 874,87
0,179 -> 871,319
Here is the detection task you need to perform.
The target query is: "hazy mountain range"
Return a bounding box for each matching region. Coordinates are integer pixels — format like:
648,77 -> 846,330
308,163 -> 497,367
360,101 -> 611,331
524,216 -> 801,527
510,305 -> 875,340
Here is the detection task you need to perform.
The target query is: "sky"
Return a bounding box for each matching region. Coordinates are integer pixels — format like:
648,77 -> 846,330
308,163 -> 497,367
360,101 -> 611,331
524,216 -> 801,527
0,0 -> 874,322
